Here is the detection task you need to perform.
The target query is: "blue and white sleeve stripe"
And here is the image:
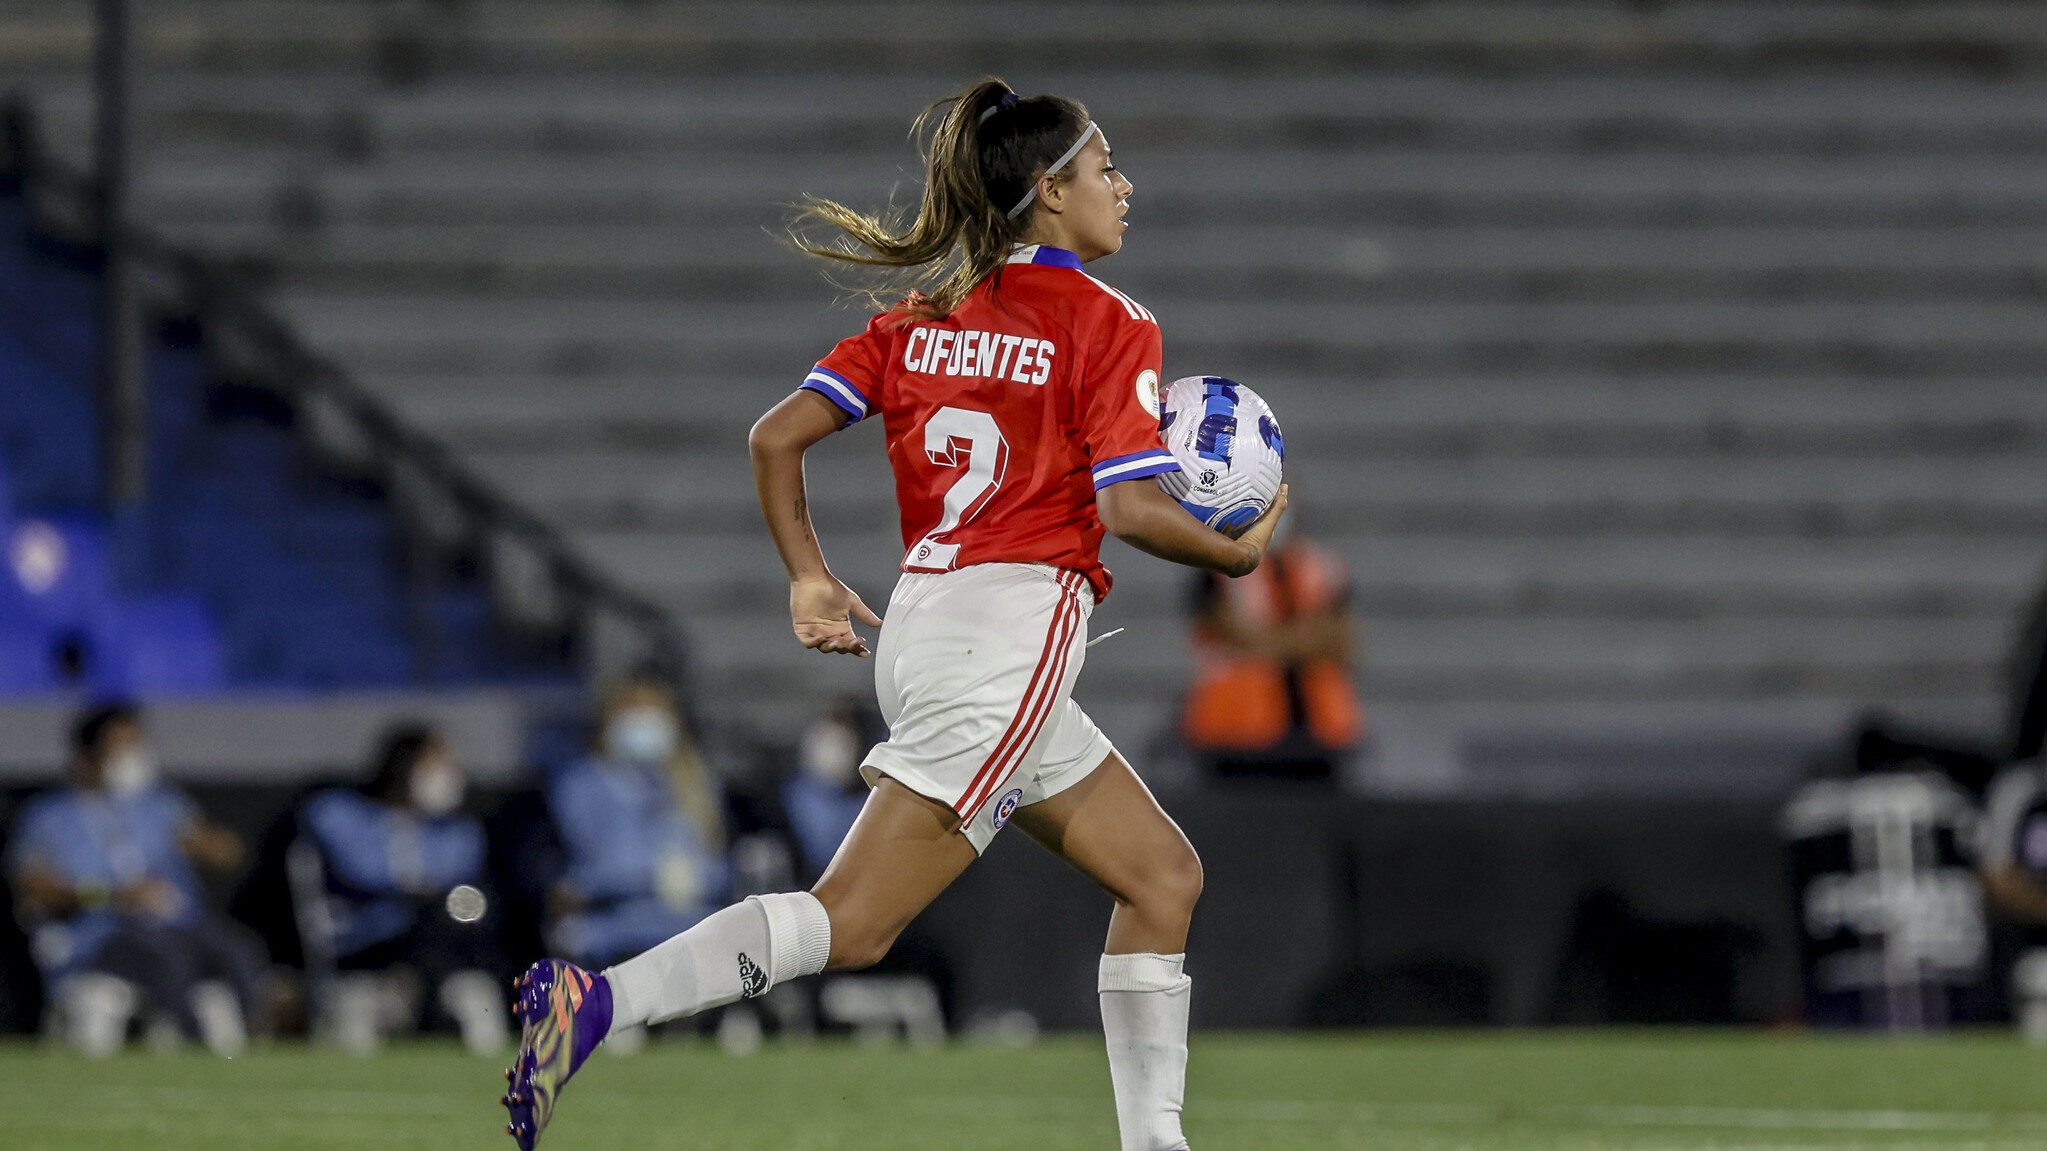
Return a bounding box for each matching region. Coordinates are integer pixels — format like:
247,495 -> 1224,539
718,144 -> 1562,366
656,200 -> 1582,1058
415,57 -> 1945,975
1091,449 -> 1180,490
801,366 -> 871,421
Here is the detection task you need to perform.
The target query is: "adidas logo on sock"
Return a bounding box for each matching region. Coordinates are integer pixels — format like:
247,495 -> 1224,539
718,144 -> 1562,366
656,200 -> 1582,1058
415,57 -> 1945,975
737,952 -> 767,998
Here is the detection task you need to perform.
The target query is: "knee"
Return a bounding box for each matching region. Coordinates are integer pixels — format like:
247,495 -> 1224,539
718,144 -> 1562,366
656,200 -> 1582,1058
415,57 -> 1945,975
1129,842 -> 1204,921
1162,844 -> 1205,915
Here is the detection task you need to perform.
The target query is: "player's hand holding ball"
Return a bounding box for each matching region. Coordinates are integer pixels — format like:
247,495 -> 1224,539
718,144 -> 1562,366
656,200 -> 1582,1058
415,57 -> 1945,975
790,574 -> 883,657
1233,482 -> 1289,572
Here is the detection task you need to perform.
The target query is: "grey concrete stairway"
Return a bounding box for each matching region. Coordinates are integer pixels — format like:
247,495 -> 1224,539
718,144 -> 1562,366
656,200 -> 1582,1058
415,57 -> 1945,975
9,1 -> 2047,792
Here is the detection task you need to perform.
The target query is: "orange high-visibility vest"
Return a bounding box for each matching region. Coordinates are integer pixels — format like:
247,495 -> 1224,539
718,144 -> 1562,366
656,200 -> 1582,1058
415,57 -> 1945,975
1182,539 -> 1364,753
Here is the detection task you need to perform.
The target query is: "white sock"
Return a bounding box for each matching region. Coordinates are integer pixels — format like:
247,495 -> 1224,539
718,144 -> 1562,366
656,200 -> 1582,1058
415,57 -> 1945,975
603,891 -> 832,1034
1099,952 -> 1192,1151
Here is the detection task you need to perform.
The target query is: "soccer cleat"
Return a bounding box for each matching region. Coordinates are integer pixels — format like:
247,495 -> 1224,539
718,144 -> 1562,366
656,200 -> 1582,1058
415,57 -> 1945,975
502,960 -> 613,1149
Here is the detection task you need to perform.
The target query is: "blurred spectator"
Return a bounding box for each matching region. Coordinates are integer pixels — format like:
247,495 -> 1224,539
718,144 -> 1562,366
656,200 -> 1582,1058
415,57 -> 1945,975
299,723 -> 505,1054
780,696 -> 885,878
546,674 -> 730,970
775,695 -> 956,1038
1977,756 -> 2047,1040
2007,574 -> 2047,764
1182,526 -> 1364,782
5,703 -> 268,1056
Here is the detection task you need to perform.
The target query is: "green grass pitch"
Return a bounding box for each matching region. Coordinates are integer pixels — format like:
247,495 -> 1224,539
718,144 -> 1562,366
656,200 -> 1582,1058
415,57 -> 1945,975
6,1030 -> 2047,1150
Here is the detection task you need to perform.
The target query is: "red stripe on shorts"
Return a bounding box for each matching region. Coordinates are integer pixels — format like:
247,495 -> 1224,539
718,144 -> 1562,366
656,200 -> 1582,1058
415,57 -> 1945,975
952,570 -> 1078,816
957,570 -> 1085,822
957,588 -> 1078,823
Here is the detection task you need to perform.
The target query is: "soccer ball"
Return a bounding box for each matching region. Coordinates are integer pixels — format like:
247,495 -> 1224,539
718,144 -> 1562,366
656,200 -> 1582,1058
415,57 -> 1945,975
1155,375 -> 1284,538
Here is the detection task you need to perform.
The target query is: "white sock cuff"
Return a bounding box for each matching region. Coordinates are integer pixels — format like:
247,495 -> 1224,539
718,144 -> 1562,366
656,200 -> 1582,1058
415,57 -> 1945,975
751,891 -> 833,985
600,964 -> 640,1033
1098,951 -> 1188,993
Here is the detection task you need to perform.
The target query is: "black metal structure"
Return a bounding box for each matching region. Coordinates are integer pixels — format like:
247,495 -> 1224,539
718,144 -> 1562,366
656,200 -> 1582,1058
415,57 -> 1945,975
94,0 -> 145,509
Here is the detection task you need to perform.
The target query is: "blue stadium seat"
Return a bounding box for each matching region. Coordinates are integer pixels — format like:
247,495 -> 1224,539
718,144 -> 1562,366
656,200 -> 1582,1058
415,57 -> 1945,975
2,182 -> 569,692
427,589 -> 496,682
0,598 -> 57,694
5,514 -> 114,634
0,327 -> 98,511
88,595 -> 227,696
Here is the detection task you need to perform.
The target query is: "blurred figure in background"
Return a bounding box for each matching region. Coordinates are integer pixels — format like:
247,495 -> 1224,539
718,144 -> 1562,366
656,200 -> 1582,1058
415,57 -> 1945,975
5,703 -> 267,1056
780,696 -> 884,878
1977,754 -> 2047,1040
2006,572 -> 2047,766
1974,573 -> 2047,1039
778,695 -> 956,1037
299,722 -> 505,1054
546,674 -> 730,979
1181,524 -> 1363,782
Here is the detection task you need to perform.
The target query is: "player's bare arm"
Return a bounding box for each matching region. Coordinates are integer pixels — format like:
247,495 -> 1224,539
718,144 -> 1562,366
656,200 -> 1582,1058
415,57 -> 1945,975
1097,478 -> 1288,578
748,389 -> 883,656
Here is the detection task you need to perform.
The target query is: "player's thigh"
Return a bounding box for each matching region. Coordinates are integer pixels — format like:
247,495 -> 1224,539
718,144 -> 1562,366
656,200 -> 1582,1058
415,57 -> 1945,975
1009,753 -> 1202,910
811,776 -> 978,969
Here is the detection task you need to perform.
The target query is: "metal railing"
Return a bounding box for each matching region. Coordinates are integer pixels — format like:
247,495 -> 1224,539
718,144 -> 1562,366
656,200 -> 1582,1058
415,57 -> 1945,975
0,91 -> 690,689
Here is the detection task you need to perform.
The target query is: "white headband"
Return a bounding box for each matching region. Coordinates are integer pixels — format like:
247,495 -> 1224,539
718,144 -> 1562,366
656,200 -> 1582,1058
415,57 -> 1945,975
1006,121 -> 1100,220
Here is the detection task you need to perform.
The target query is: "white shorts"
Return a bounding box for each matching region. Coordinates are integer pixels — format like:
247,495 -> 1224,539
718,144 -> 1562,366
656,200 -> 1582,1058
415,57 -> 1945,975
860,562 -> 1117,854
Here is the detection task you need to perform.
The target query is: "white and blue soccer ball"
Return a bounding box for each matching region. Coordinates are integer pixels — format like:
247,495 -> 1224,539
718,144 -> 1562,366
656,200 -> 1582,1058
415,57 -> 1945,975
1155,375 -> 1284,538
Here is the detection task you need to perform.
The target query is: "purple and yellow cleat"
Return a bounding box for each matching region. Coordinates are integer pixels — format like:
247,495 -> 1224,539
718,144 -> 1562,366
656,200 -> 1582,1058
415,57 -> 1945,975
501,959 -> 613,1150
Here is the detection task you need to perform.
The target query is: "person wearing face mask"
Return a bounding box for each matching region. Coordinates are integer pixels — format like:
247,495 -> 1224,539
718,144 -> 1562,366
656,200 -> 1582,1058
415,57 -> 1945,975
6,703 -> 268,1056
300,722 -> 504,1052
779,695 -> 957,1028
544,675 -> 731,974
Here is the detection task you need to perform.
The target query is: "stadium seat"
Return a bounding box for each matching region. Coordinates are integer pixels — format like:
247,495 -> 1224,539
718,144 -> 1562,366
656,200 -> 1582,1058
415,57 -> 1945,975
3,171 -> 588,691
0,327 -> 99,511
88,595 -> 229,696
5,514 -> 114,635
0,633 -> 56,693
0,576 -> 57,693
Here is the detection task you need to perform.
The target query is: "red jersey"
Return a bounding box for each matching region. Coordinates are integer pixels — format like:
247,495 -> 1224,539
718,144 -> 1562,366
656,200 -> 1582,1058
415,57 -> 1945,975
802,244 -> 1179,600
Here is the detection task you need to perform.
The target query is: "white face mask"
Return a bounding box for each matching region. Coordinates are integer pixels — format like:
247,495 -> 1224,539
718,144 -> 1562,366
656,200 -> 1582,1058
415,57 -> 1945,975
799,720 -> 862,786
409,760 -> 465,817
103,747 -> 158,798
605,707 -> 678,764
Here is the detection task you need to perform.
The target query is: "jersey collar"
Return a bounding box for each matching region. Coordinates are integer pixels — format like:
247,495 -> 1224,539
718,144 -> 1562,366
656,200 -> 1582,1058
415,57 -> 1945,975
1006,244 -> 1084,270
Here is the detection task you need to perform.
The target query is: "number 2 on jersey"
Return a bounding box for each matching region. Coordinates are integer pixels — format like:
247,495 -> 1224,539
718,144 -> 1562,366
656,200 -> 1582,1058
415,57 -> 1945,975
906,406 -> 1008,571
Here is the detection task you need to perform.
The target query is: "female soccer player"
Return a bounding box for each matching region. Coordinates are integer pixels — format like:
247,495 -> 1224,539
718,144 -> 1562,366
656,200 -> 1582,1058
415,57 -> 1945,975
503,78 -> 1286,1151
